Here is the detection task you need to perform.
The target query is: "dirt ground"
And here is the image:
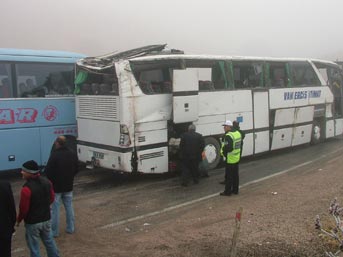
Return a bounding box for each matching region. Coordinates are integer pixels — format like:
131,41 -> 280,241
10,143 -> 343,257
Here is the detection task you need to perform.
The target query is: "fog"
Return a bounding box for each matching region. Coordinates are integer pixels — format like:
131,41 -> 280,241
2,0 -> 343,60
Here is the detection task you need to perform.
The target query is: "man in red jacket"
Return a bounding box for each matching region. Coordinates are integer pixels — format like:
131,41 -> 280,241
17,160 -> 59,257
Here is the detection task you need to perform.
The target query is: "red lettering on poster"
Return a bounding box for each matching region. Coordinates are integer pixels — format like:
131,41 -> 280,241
0,109 -> 15,124
17,108 -> 38,123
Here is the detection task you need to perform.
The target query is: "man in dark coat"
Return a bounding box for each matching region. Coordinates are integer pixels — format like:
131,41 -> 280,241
179,124 -> 205,186
0,180 -> 16,257
45,136 -> 79,237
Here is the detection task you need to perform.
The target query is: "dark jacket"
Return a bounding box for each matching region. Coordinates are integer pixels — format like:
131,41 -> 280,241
45,146 -> 79,193
23,177 -> 52,224
179,131 -> 205,162
0,181 -> 16,238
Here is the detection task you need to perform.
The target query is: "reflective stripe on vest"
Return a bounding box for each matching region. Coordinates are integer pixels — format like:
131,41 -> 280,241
221,130 -> 241,164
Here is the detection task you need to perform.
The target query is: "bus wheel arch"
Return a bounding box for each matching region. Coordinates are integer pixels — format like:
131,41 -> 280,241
203,137 -> 221,170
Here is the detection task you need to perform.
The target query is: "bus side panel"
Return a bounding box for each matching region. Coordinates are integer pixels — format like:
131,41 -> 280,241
295,106 -> 314,124
138,147 -> 169,174
196,114 -> 226,136
39,125 -> 77,166
253,91 -> 269,129
0,128 -> 41,170
335,118 -> 343,136
253,91 -> 269,155
292,124 -> 312,146
254,131 -> 269,154
274,108 -> 295,127
77,118 -> 120,147
0,98 -> 76,130
326,120 -> 335,139
271,128 -> 293,150
242,133 -> 254,156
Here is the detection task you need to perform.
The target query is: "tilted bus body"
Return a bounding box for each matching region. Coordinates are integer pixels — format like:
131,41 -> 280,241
0,48 -> 86,172
75,45 -> 343,174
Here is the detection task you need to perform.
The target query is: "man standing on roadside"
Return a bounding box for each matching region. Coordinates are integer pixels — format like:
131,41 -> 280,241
179,124 -> 205,186
17,160 -> 60,257
220,120 -> 242,196
0,180 -> 16,257
45,136 -> 79,237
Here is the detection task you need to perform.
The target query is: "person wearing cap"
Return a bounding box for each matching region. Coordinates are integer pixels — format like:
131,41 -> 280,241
220,120 -> 242,196
179,124 -> 205,186
45,135 -> 79,237
219,120 -> 245,185
17,160 -> 60,257
0,180 -> 16,257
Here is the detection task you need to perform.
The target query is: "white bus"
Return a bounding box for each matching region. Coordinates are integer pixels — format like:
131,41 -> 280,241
75,45 -> 343,174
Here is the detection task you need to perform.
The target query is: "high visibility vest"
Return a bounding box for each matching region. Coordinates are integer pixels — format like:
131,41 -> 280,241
221,130 -> 242,164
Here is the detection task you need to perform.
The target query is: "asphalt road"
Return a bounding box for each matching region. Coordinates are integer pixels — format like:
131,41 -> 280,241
64,137 -> 343,229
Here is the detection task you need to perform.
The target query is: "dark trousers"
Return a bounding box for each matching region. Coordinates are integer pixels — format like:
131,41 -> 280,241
0,236 -> 12,257
224,163 -> 239,194
181,159 -> 199,185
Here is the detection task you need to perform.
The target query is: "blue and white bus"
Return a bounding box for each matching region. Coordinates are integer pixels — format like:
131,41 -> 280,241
0,48 -> 85,172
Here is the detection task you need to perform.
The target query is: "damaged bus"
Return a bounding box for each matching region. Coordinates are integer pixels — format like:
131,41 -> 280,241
75,45 -> 343,174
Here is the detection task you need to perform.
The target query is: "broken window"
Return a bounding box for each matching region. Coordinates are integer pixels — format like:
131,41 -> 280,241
75,69 -> 119,96
289,61 -> 320,87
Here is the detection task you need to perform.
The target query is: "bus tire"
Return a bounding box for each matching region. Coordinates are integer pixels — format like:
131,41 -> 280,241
311,119 -> 324,145
203,137 -> 221,170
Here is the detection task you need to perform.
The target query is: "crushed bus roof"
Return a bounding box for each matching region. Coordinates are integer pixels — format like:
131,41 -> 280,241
77,44 -> 176,70
76,44 -> 339,70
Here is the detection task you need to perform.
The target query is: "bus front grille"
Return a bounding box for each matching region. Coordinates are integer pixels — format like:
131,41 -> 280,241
77,96 -> 118,120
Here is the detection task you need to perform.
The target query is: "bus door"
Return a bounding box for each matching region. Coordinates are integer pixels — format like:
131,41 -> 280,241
172,68 -> 199,123
253,89 -> 270,154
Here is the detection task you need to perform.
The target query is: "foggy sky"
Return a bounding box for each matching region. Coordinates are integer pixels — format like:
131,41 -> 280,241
2,0 -> 343,60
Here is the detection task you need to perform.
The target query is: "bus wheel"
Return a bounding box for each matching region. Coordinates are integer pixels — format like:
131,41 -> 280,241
311,120 -> 324,144
203,137 -> 221,170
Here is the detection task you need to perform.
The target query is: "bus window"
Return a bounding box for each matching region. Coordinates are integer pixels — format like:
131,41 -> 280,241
16,63 -> 74,97
328,68 -> 343,116
212,61 -> 231,90
76,71 -> 119,96
267,62 -> 288,88
138,68 -> 172,94
232,61 -> 264,89
289,61 -> 320,87
198,68 -> 214,91
0,63 -> 13,98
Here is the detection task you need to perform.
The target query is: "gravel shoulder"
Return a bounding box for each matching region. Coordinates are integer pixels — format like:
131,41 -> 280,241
10,142 -> 343,257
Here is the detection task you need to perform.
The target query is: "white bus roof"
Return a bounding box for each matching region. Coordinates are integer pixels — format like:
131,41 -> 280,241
77,44 -> 339,70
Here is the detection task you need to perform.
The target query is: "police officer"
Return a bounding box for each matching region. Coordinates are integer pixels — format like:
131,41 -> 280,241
220,120 -> 242,196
